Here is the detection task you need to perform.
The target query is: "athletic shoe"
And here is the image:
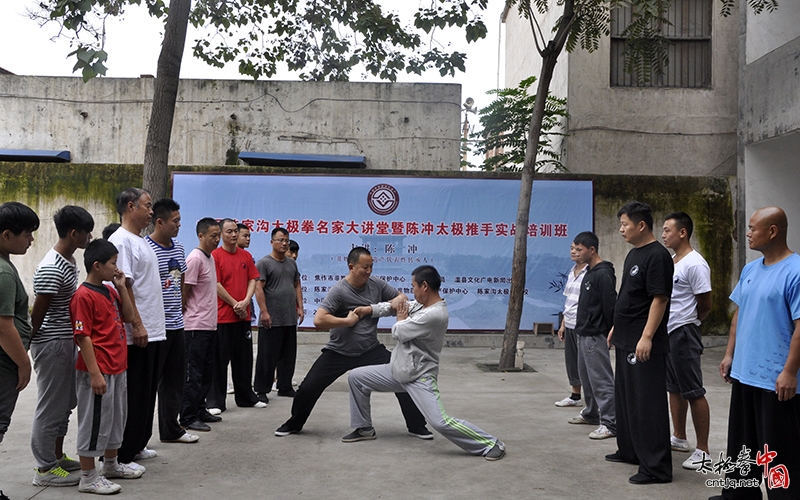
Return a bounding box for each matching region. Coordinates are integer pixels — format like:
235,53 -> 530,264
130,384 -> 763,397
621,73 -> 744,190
256,392 -> 270,403
162,432 -> 200,443
133,448 -> 157,460
341,427 -> 376,443
629,472 -> 671,484
568,414 -> 595,425
682,449 -> 711,470
32,466 -> 80,486
226,383 -> 234,394
78,475 -> 122,494
207,408 -> 223,416
408,428 -> 434,440
275,423 -> 300,437
484,441 -> 506,461
589,424 -> 615,440
199,411 -> 222,423
671,436 -> 690,452
186,420 -> 212,432
253,401 -> 268,408
101,462 -> 145,479
277,389 -> 297,397
57,453 -> 82,472
555,396 -> 583,407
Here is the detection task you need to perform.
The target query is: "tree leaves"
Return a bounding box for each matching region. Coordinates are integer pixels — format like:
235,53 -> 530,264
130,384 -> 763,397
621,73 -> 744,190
469,76 -> 567,172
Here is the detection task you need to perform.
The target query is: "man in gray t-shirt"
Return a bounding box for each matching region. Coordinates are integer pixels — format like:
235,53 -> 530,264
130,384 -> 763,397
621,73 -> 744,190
254,227 -> 303,400
274,247 -> 430,438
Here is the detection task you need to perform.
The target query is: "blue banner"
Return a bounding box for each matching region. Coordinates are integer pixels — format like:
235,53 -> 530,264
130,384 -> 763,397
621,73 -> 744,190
172,173 -> 593,331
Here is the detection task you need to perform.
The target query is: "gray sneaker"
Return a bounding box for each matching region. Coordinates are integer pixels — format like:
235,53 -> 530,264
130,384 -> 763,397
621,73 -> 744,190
484,441 -> 506,461
57,454 -> 82,472
78,475 -> 122,495
342,427 -> 376,443
32,466 -> 80,486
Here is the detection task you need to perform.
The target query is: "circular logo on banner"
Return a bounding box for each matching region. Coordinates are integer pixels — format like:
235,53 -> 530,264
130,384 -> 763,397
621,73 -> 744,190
367,184 -> 400,216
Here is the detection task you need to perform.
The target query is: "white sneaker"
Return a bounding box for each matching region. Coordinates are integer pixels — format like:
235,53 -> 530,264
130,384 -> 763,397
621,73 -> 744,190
101,462 -> 145,479
682,449 -> 711,470
555,396 -> 582,407
226,383 -> 234,394
208,408 -> 222,416
589,424 -> 615,440
79,475 -> 122,494
253,401 -> 268,408
670,436 -> 690,452
133,448 -> 157,460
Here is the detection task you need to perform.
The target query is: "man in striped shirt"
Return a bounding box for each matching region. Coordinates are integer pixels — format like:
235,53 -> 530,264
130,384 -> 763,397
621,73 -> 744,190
145,198 -> 198,445
30,206 -> 93,486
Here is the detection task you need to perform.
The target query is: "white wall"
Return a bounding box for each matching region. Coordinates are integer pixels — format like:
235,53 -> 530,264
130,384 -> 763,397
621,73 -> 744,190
0,77 -> 462,171
746,3 -> 800,64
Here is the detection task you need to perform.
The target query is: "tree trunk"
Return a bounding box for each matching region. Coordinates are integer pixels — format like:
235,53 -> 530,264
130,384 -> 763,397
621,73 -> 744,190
142,0 -> 192,201
499,3 -> 575,371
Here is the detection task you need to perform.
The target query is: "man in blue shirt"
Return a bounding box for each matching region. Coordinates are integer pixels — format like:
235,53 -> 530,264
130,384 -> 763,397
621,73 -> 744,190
711,207 -> 800,500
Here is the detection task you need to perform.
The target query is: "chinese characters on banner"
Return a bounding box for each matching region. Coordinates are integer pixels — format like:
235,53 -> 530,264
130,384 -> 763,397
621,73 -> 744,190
172,174 -> 594,330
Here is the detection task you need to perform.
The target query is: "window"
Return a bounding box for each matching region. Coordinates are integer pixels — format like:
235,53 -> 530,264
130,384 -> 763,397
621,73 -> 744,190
610,0 -> 712,88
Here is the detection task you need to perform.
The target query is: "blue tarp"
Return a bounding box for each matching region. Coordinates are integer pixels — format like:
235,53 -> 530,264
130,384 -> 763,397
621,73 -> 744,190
0,149 -> 71,163
238,152 -> 366,169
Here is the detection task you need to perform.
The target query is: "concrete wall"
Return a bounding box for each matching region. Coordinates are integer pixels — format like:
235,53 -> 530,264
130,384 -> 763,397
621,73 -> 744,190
503,2 -> 738,177
2,164 -> 736,334
738,4 -> 800,268
0,77 -> 462,170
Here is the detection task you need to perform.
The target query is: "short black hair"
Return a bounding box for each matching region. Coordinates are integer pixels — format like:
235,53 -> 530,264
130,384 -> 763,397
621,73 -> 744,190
115,187 -> 148,216
347,246 -> 371,265
272,227 -> 289,239
102,223 -> 121,240
288,240 -> 299,253
0,202 -> 40,234
618,201 -> 653,231
84,238 -> 118,273
237,223 -> 250,232
665,211 -> 694,238
412,265 -> 441,292
196,217 -> 219,235
152,198 -> 180,223
573,231 -> 599,252
53,206 -> 94,238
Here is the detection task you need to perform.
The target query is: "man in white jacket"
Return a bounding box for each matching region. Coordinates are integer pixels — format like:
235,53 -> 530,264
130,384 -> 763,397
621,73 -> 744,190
344,265 -> 505,461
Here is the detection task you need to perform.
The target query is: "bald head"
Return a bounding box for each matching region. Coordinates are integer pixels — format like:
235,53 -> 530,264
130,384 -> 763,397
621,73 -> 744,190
748,206 -> 789,255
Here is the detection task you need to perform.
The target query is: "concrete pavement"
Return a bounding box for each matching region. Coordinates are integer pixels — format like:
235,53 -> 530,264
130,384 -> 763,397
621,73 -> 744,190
0,343 -> 735,500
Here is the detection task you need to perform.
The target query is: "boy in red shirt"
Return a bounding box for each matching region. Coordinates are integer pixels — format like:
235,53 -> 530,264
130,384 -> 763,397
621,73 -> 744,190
71,239 -> 141,494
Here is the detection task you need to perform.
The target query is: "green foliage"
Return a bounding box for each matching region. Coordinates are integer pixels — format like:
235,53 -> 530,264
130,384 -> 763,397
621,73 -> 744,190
35,0 -> 488,82
470,76 -> 567,172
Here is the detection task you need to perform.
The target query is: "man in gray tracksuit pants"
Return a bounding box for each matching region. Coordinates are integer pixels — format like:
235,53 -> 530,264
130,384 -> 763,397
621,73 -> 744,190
344,265 -> 505,460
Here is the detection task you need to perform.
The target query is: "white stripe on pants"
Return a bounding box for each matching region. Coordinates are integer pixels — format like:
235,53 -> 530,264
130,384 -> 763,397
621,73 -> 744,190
348,363 -> 497,456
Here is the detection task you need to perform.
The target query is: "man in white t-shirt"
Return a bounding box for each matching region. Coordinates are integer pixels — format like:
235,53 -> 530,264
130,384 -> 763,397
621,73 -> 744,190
661,212 -> 712,470
556,244 -> 586,408
180,218 -> 222,432
108,188 -> 167,466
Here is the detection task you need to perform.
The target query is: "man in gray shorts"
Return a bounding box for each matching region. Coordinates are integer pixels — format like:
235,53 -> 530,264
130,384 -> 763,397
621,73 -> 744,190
662,212 -> 712,470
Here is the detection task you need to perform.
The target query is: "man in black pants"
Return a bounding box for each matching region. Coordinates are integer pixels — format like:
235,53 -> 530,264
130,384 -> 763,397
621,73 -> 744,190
275,247 -> 430,438
605,201 -> 673,485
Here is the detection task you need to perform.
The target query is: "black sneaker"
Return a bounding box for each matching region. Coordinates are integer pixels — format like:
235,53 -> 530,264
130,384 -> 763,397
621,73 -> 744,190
484,441 -> 506,461
186,420 -> 212,432
342,427 -> 376,442
256,392 -> 270,403
275,423 -> 300,437
199,411 -> 222,423
408,428 -> 434,440
277,389 -> 297,397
